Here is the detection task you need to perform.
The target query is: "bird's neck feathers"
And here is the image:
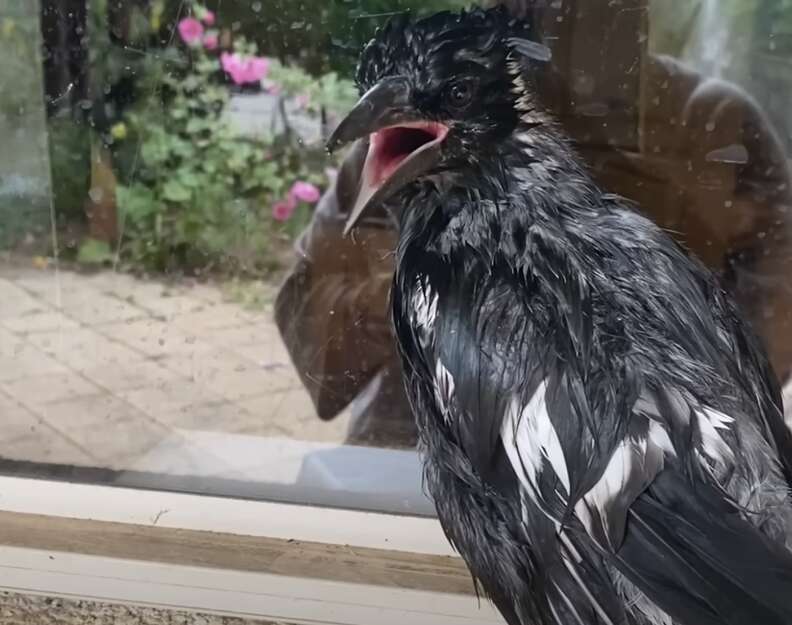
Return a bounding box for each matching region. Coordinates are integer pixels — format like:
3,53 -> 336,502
397,120 -> 606,264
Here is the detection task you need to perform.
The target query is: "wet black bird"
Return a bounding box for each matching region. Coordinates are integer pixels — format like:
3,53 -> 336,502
328,8 -> 792,625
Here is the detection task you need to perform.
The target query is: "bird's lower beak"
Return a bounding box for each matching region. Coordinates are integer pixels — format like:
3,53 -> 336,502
327,76 -> 448,235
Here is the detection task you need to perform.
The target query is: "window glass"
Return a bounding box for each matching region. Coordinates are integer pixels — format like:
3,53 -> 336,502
1,0 -> 790,515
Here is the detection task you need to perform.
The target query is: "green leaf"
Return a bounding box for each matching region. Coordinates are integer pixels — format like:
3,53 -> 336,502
182,74 -> 203,91
140,134 -> 170,166
185,117 -> 212,134
178,170 -> 201,188
77,238 -> 115,265
170,138 -> 196,159
162,179 -> 191,202
117,185 -> 159,221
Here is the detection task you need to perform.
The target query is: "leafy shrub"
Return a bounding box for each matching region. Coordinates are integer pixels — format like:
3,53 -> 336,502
115,2 -> 345,276
48,115 -> 91,225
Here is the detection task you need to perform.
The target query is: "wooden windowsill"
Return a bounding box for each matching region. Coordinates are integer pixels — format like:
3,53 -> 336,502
0,510 -> 474,596
0,477 -> 504,624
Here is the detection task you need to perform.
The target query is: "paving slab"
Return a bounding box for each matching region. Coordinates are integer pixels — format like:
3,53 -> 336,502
1,371 -> 102,406
0,266 -> 351,476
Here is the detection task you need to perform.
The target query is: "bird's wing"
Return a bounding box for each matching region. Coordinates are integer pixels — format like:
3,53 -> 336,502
398,263 -> 792,625
508,379 -> 792,625
715,286 -> 792,486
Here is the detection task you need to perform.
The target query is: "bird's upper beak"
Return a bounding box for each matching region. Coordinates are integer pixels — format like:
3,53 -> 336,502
327,76 -> 448,235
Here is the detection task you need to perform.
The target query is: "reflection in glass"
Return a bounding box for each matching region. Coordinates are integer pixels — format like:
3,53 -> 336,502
0,0 -> 790,515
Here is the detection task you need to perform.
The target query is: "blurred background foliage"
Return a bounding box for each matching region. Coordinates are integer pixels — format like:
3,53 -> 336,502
0,2 -> 53,251
16,0 -> 792,276
37,0 -> 463,277
164,0 -> 463,75
650,0 -> 792,151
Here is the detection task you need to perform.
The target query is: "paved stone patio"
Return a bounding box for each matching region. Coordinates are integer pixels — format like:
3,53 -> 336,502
3,263 -> 792,481
0,265 -> 349,471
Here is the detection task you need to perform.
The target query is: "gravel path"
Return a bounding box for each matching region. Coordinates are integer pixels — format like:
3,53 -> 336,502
0,592 -> 288,625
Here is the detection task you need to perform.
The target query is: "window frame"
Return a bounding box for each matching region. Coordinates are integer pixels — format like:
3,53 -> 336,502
0,476 -> 505,624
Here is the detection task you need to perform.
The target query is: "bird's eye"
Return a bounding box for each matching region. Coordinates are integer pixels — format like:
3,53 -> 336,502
445,80 -> 475,109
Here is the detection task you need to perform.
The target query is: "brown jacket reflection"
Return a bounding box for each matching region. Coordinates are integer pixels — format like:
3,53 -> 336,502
275,54 -> 792,449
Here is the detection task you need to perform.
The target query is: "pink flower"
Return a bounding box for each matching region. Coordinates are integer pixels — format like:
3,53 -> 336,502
203,32 -> 218,50
272,195 -> 297,222
202,10 -> 216,25
220,52 -> 238,73
178,17 -> 204,45
221,52 -> 270,85
247,57 -> 269,81
290,181 -> 321,204
294,93 -> 310,109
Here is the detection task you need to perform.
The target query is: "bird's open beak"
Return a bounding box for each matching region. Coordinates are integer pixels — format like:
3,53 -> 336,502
327,76 -> 448,235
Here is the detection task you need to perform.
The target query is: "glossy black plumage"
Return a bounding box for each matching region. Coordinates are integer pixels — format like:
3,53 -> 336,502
343,8 -> 792,625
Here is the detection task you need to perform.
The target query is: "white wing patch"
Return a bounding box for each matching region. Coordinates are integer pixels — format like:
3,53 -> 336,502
575,435 -> 650,545
696,406 -> 735,465
501,381 -> 571,498
412,275 -> 438,334
434,359 -> 455,423
501,381 -> 736,552
574,437 -> 636,541
574,418 -> 670,548
648,419 -> 675,456
500,383 -> 733,624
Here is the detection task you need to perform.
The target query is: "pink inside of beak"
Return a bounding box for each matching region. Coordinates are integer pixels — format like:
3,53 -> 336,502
367,122 -> 449,186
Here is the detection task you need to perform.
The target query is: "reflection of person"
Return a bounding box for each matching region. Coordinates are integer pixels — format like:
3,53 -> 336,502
582,53 -> 792,382
275,8 -> 792,448
274,140 -> 416,447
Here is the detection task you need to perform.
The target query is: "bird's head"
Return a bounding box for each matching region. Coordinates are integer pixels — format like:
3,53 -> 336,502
327,7 -> 551,234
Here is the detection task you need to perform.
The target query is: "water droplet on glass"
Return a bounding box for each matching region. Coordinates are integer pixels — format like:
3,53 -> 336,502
252,1 -> 262,11
705,121 -> 715,132
88,187 -> 105,203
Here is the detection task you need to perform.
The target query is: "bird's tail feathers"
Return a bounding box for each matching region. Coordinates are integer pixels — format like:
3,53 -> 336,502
614,469 -> 792,625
